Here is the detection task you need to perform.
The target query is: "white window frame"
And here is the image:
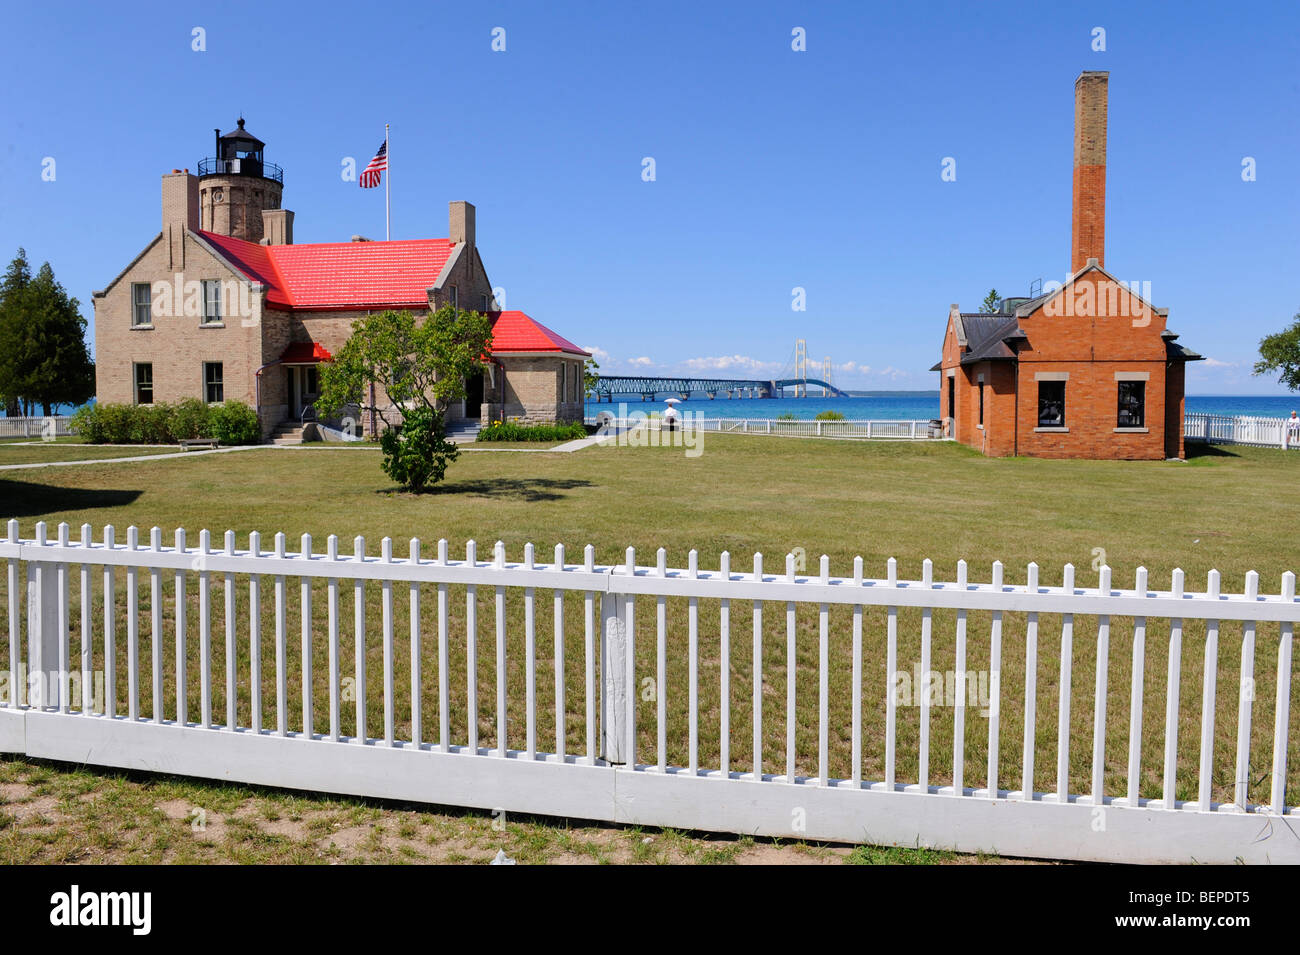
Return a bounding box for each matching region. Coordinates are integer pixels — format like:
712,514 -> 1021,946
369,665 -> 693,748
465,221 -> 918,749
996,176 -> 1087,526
201,280 -> 223,325
132,283 -> 152,327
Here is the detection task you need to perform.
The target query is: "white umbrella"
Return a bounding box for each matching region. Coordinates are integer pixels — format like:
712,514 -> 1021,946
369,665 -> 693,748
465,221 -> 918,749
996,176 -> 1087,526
663,397 -> 682,405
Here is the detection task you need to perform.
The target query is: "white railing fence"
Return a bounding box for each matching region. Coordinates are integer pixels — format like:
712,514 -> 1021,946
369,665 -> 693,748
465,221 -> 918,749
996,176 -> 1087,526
0,520 -> 1295,863
1184,413 -> 1300,449
585,416 -> 939,440
0,416 -> 75,440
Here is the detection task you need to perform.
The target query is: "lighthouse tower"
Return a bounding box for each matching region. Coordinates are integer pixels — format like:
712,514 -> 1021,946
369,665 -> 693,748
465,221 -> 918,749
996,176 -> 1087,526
197,118 -> 292,244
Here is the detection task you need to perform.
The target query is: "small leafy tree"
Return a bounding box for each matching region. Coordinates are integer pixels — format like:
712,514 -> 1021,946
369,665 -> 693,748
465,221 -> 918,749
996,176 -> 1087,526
1253,309 -> 1300,391
316,306 -> 494,491
583,356 -> 600,398
980,289 -> 1002,314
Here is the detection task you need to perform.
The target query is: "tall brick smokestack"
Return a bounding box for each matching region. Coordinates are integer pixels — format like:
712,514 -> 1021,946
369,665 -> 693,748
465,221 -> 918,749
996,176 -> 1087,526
1071,71 -> 1108,273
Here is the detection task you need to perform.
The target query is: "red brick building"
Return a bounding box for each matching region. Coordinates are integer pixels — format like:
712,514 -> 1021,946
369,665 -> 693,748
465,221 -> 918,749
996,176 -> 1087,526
933,72 -> 1203,460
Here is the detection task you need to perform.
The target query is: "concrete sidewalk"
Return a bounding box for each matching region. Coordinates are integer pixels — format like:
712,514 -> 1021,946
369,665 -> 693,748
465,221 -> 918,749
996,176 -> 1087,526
0,444 -> 267,471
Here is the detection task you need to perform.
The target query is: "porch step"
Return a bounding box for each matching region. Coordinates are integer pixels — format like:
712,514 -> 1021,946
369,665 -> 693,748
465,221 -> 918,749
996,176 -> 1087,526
270,423 -> 306,446
445,421 -> 482,444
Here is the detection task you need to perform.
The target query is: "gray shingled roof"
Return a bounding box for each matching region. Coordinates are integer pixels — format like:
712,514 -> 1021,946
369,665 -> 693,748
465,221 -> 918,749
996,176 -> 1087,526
958,313 -> 1021,364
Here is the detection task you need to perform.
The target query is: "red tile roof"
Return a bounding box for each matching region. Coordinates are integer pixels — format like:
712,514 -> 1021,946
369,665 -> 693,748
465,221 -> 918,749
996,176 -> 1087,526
197,231 -> 589,359
280,342 -> 334,363
486,311 -> 590,357
198,231 -> 454,310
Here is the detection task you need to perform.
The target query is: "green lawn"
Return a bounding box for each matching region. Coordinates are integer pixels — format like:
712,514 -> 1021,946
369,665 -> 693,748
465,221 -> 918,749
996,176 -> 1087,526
0,442 -> 182,466
0,435 -> 1296,863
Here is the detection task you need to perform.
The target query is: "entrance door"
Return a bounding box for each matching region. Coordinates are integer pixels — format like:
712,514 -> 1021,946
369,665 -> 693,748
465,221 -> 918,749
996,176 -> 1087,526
286,366 -> 320,419
465,371 -> 484,420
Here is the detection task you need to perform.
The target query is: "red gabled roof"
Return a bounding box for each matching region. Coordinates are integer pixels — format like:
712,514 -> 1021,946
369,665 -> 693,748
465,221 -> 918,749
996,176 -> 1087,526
198,231 -> 455,310
487,311 -> 589,357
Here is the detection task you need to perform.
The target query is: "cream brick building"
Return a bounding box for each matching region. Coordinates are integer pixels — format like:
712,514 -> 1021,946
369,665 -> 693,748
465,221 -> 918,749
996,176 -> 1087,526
93,120 -> 589,440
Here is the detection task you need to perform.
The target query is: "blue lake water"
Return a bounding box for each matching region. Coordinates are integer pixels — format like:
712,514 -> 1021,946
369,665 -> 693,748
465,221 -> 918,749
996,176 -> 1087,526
586,392 -> 1300,421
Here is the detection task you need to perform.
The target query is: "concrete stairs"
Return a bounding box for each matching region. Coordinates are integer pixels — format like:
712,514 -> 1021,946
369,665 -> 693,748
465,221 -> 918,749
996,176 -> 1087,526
270,422 -> 306,446
445,420 -> 482,443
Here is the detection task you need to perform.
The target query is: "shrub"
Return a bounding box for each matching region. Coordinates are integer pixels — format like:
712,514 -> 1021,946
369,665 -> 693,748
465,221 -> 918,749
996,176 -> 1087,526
814,410 -> 846,421
71,400 -> 260,445
171,398 -> 212,440
380,407 -> 458,492
776,412 -> 798,421
209,401 -> 261,445
478,420 -> 587,442
70,404 -> 104,443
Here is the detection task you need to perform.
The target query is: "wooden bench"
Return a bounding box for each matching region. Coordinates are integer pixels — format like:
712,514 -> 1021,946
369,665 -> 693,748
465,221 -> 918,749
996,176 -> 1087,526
179,438 -> 220,451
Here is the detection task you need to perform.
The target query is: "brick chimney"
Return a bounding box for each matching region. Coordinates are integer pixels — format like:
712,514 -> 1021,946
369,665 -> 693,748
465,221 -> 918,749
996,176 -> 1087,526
449,200 -> 475,249
1070,71 -> 1108,273
161,170 -> 199,270
261,208 -> 294,245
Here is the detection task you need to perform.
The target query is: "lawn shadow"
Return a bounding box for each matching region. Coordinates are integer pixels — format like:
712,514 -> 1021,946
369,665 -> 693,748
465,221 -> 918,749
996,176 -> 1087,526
421,477 -> 594,502
1185,443 -> 1241,460
0,479 -> 144,521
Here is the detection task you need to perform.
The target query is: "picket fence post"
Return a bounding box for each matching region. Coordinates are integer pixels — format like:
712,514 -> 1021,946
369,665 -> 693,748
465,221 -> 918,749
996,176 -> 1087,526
600,563 -> 628,765
26,521 -> 60,709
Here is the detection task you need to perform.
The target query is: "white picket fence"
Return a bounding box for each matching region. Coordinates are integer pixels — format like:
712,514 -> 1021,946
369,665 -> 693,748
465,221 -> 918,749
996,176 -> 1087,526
0,416 -> 75,440
586,416 -> 938,439
0,520 -> 1295,863
1184,413 -> 1299,449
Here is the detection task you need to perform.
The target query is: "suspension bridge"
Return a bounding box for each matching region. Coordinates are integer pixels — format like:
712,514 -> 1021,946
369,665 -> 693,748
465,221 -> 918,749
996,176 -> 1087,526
589,339 -> 849,401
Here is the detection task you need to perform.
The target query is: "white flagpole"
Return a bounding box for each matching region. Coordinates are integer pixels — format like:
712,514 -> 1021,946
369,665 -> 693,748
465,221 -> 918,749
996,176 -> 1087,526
384,123 -> 390,241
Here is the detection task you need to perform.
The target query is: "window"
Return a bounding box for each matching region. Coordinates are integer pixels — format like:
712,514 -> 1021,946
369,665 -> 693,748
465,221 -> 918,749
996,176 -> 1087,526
134,363 -> 153,404
132,283 -> 152,326
977,376 -> 985,427
1038,380 -> 1066,428
204,362 -> 224,403
560,362 -> 567,401
202,280 -> 222,325
1117,380 -> 1145,428
481,294 -> 489,312
448,285 -> 458,309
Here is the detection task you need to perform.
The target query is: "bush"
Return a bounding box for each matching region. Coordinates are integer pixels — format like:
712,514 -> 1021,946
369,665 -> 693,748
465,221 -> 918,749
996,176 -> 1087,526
380,407 -> 458,492
814,410 -> 846,421
477,420 -> 587,442
776,412 -> 798,421
170,398 -> 212,440
70,404 -> 104,443
69,400 -> 261,445
209,401 -> 261,445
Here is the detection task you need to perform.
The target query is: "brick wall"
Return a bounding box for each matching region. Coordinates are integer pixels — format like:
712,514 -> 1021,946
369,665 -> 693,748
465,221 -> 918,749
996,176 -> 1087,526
92,232 -> 265,413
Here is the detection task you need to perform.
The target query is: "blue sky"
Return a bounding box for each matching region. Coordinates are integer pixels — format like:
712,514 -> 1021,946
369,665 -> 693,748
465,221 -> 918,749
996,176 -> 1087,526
2,0 -> 1298,393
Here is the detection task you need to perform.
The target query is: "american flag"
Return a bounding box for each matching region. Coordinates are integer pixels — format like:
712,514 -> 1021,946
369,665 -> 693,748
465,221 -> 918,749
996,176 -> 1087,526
359,140 -> 387,188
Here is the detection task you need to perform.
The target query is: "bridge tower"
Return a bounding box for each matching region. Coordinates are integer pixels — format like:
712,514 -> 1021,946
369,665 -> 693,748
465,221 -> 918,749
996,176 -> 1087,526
794,339 -> 807,398
822,357 -> 833,397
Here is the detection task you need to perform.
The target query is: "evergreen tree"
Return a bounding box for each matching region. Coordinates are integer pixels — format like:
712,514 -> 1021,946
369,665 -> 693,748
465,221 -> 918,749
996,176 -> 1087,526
0,249 -> 32,416
0,250 -> 95,415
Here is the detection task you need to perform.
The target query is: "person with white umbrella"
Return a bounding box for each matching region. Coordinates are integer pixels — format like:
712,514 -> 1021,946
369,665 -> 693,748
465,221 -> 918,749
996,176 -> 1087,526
663,397 -> 682,432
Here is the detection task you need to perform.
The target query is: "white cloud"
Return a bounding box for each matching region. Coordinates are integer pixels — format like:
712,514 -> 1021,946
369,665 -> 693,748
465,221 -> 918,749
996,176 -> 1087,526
1201,357 -> 1238,368
681,354 -> 782,374
582,345 -> 611,363
627,356 -> 654,367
